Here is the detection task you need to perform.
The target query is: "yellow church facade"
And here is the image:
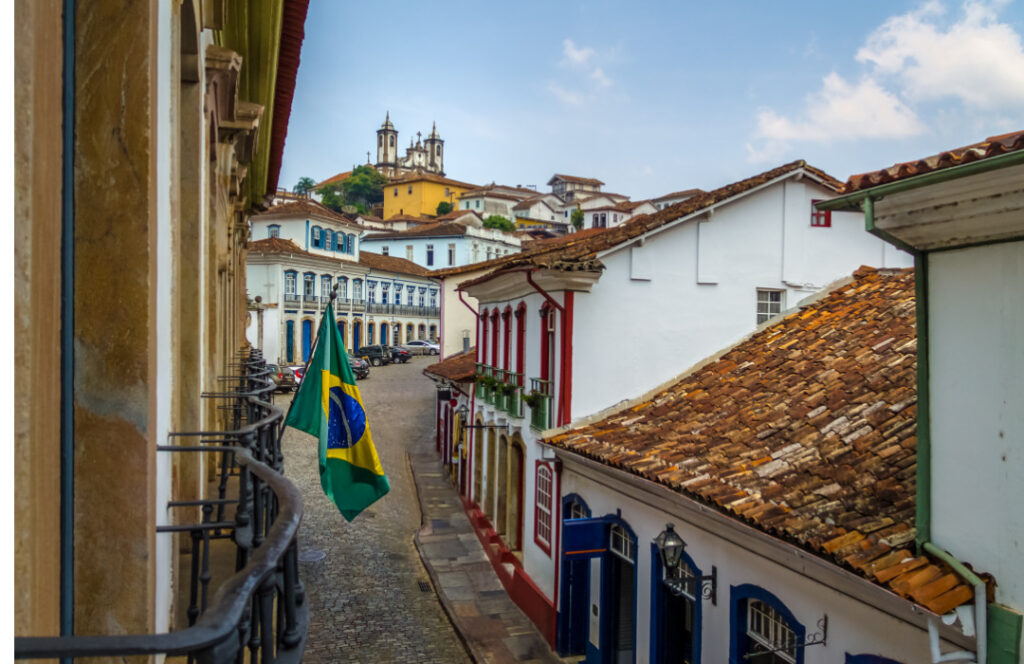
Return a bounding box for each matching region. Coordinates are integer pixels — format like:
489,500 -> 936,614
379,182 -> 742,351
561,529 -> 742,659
383,173 -> 478,219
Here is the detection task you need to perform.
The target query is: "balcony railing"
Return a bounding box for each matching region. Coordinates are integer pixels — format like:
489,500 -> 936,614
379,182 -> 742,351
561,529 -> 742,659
15,348 -> 308,663
366,302 -> 440,317
529,377 -> 554,431
475,363 -> 494,404
302,293 -> 319,304
284,293 -> 300,306
502,371 -> 524,419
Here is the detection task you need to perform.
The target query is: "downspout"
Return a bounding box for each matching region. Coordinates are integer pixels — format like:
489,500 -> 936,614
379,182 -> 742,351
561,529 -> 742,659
60,0 -> 76,655
524,270 -> 570,426
923,542 -> 987,664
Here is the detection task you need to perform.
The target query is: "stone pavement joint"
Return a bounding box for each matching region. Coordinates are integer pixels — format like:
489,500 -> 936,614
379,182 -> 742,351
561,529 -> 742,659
410,448 -> 566,664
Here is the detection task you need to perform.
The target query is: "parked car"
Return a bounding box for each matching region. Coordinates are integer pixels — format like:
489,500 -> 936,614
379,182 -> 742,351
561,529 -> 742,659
403,340 -> 439,355
389,346 -> 412,364
268,364 -> 297,392
288,365 -> 305,385
349,355 -> 370,380
354,345 -> 392,367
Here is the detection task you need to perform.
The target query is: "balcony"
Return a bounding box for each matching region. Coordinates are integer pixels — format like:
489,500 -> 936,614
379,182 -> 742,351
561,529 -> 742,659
302,293 -> 319,305
502,371 -> 524,419
366,302 -> 440,317
475,363 -> 494,404
284,293 -> 300,306
528,377 -> 554,431
15,349 -> 308,662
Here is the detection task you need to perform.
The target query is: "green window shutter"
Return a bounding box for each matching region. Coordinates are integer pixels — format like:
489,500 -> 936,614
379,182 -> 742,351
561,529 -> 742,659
989,603 -> 1023,664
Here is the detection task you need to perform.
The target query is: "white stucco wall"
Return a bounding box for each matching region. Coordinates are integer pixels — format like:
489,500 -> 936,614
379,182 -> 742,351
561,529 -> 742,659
570,179 -> 911,420
560,467 -> 957,664
439,273 -> 482,359
928,240 -> 1024,611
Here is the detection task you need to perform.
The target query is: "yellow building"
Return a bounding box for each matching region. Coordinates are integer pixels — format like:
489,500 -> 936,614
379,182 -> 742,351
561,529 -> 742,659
383,173 -> 478,219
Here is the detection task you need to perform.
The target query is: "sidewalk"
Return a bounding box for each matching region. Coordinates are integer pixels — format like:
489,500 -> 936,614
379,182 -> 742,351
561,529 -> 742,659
409,448 -> 564,664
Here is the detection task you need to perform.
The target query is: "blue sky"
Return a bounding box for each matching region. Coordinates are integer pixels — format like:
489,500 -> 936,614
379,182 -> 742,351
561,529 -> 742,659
278,1 -> 1024,200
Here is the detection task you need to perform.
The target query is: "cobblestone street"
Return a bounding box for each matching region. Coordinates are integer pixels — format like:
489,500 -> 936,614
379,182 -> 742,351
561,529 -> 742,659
280,355 -> 471,664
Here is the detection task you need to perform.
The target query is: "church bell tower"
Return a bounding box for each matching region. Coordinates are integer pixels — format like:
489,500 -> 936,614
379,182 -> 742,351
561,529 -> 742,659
424,121 -> 444,176
375,112 -> 398,177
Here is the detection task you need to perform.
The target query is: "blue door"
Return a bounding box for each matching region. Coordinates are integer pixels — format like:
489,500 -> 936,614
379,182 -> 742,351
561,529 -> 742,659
353,321 -> 362,349
559,497 -> 594,656
302,319 -> 312,362
285,320 -> 294,363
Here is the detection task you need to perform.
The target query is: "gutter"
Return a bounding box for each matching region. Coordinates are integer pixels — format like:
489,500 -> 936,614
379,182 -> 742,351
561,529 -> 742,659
923,542 -> 987,664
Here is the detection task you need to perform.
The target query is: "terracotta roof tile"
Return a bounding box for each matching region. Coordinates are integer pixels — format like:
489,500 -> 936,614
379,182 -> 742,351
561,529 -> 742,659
248,237 -> 313,256
364,222 -> 470,241
256,199 -> 355,224
545,268 -> 983,615
423,348 -> 477,382
314,170 -> 352,189
652,188 -> 705,202
844,130 -> 1024,193
430,228 -> 612,279
358,251 -> 432,277
549,174 -> 605,186
388,172 -> 479,189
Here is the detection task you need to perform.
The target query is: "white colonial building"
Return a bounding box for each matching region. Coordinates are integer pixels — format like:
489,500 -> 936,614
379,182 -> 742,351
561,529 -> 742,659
361,219 -> 522,270
246,201 -> 440,363
458,183 -> 539,221
425,160 -> 918,657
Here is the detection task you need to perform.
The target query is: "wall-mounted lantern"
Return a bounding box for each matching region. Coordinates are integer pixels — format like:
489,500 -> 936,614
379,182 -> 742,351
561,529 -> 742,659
654,523 -> 717,605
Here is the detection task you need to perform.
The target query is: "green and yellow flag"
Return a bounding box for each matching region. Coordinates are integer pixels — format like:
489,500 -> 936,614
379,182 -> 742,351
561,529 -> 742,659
284,301 -> 389,521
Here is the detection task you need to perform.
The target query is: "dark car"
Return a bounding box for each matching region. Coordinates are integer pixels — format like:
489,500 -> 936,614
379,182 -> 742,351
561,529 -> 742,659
354,345 -> 392,367
267,364 -> 297,392
389,346 -> 412,364
349,355 -> 370,380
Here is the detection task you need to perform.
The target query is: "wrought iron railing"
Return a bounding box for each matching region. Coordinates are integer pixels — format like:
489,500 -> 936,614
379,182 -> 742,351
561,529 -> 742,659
475,363 -> 494,404
366,302 -> 440,317
503,371 -> 524,418
15,348 -> 307,663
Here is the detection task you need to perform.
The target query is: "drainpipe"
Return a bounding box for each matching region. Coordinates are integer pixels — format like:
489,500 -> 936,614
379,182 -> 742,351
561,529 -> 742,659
923,542 -> 987,664
60,0 -> 76,655
524,270 -> 571,427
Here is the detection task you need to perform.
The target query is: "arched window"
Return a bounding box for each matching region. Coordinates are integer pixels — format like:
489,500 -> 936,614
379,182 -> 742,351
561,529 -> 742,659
534,463 -> 553,553
336,276 -> 348,299
352,279 -> 363,301
406,323 -> 414,341
320,275 -> 332,300
284,270 -> 297,297
378,135 -> 383,147
267,224 -> 280,238
285,320 -> 295,363
436,145 -> 441,156
367,322 -> 375,345
429,324 -> 437,341
729,585 -> 805,664
389,135 -> 394,147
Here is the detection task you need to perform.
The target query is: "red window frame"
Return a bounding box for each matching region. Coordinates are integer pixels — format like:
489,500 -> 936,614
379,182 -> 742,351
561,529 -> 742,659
539,303 -> 555,384
479,309 -> 489,365
810,199 -> 832,227
502,306 -> 512,371
515,303 -> 526,386
490,310 -> 500,367
534,461 -> 554,555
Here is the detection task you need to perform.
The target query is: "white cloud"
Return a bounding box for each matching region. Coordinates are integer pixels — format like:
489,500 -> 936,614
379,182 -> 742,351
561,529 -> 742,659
562,39 -> 595,67
590,67 -> 612,88
747,0 -> 1024,161
547,82 -> 584,106
550,39 -> 614,105
755,73 -> 924,143
857,0 -> 1024,107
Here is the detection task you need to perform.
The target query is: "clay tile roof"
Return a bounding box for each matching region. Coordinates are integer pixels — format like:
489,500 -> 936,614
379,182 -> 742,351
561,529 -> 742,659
545,267 -> 983,615
257,199 -> 354,224
423,348 -> 477,382
513,196 -> 556,210
358,251 -> 432,277
549,174 -> 605,186
314,170 -> 352,189
466,160 -> 842,278
433,227 -> 612,280
247,237 -> 313,256
652,188 -> 705,202
844,130 -> 1024,193
388,172 -> 479,189
436,209 -> 481,222
364,222 -> 469,241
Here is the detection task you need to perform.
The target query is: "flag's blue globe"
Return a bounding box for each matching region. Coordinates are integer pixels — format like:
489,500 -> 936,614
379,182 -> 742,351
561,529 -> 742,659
326,385 -> 366,449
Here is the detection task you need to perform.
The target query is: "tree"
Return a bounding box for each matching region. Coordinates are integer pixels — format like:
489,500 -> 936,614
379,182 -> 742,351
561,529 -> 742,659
293,176 -> 316,196
571,208 -> 584,231
483,215 -> 515,232
436,201 -> 453,216
341,165 -> 387,208
318,183 -> 345,213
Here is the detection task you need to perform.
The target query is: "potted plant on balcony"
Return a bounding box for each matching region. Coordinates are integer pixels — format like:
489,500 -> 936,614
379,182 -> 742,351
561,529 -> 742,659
523,390 -> 545,410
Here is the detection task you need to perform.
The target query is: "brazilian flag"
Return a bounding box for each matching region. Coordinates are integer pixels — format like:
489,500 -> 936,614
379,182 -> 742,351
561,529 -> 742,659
284,301 -> 390,521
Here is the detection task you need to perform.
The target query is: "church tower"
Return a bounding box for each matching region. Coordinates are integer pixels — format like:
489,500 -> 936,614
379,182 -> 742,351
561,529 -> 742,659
425,122 -> 445,176
375,112 -> 398,177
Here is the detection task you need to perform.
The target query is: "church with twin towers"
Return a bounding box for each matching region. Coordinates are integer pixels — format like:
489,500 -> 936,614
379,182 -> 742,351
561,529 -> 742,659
374,112 -> 445,179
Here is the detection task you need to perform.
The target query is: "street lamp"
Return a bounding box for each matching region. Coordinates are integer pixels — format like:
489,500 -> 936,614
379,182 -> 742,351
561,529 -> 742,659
654,523 -> 717,604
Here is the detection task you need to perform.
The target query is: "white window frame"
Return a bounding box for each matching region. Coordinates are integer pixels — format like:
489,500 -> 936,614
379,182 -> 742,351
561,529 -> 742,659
756,289 -> 784,324
535,465 -> 553,550
610,524 -> 634,563
746,600 -> 797,663
284,271 -> 296,296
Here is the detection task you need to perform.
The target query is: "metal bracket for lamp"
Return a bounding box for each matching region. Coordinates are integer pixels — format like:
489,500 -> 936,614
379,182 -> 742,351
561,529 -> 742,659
741,615 -> 828,659
662,566 -> 717,605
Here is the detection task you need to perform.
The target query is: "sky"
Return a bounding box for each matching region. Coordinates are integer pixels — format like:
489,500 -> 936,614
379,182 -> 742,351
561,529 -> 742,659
278,0 -> 1024,201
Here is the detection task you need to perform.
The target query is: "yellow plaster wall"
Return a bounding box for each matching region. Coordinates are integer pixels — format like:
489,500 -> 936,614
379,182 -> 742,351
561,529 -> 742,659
383,179 -> 470,218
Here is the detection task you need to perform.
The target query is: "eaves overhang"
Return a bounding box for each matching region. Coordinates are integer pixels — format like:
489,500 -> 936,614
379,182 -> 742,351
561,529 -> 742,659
817,152 -> 1024,252
461,267 -> 602,303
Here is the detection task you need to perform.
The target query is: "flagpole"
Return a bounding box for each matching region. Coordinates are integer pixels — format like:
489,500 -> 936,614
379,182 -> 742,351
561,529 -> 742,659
281,284 -> 338,426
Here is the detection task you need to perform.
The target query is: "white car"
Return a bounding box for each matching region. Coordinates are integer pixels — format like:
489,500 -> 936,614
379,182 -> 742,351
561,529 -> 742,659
403,340 -> 439,355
